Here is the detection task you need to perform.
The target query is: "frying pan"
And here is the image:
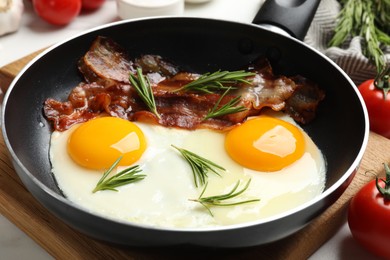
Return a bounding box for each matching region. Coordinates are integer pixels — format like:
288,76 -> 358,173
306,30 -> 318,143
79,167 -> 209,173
1,0 -> 369,247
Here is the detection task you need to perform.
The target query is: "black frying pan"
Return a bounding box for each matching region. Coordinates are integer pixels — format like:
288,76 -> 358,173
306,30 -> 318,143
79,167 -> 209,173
1,0 -> 368,247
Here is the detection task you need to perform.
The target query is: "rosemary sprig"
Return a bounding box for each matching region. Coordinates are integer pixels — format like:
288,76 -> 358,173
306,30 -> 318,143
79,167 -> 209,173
175,70 -> 255,93
93,157 -> 146,193
360,1 -> 388,72
171,145 -> 225,187
190,179 -> 260,217
329,0 -> 390,72
203,87 -> 247,120
129,68 -> 161,118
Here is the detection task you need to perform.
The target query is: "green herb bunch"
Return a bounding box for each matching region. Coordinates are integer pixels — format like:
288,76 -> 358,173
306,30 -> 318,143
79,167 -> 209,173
329,0 -> 390,72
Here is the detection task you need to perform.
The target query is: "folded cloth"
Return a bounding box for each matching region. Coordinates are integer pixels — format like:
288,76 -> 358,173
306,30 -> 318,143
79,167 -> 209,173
304,0 -> 390,86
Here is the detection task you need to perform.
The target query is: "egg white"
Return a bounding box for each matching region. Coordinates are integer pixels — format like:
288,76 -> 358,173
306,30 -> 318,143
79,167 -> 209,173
49,112 -> 326,228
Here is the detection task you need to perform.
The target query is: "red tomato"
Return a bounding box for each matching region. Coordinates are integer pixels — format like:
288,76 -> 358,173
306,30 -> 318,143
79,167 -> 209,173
358,72 -> 390,138
33,0 -> 81,26
81,0 -> 105,10
348,164 -> 390,259
359,81 -> 390,137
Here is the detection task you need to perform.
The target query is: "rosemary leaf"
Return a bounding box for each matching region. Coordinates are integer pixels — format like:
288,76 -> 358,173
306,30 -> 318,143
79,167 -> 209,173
171,145 -> 225,187
175,70 -> 255,93
129,68 -> 161,118
204,87 -> 247,120
190,179 -> 260,217
93,157 -> 146,193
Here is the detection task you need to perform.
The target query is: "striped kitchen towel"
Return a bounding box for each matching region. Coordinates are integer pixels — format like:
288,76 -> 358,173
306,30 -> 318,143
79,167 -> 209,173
304,0 -> 390,86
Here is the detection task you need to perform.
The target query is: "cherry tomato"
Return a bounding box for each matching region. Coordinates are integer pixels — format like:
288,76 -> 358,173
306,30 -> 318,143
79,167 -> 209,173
33,0 -> 81,26
81,0 -> 105,10
358,70 -> 390,138
348,164 -> 390,259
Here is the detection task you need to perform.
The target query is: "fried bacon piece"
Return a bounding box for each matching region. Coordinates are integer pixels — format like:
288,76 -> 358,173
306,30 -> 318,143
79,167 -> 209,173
135,54 -> 179,78
284,75 -> 325,124
78,36 -> 134,87
238,58 -> 325,123
44,83 -> 104,130
44,37 -> 325,132
238,58 -> 297,112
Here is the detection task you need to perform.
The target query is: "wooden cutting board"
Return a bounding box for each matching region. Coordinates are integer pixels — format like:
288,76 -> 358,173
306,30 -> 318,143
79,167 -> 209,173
1,53 -> 390,259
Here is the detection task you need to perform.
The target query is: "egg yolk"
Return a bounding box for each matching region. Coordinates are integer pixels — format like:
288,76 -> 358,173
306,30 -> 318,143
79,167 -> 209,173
225,116 -> 305,172
67,117 -> 147,170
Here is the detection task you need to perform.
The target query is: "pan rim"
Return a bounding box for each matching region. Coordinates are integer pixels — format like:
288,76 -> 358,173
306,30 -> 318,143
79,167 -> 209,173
0,16 -> 370,234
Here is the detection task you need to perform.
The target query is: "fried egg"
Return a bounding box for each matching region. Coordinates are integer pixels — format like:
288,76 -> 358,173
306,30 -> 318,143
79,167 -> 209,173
49,111 -> 326,228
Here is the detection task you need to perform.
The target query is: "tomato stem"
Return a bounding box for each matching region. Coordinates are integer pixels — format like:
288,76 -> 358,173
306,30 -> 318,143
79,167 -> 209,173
374,66 -> 390,99
376,163 -> 390,200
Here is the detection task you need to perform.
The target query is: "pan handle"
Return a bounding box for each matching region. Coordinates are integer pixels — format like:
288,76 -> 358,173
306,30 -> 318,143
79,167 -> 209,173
252,0 -> 321,40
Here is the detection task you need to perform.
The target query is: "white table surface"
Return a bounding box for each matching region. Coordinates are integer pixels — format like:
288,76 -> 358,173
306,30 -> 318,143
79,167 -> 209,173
0,0 -> 381,259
